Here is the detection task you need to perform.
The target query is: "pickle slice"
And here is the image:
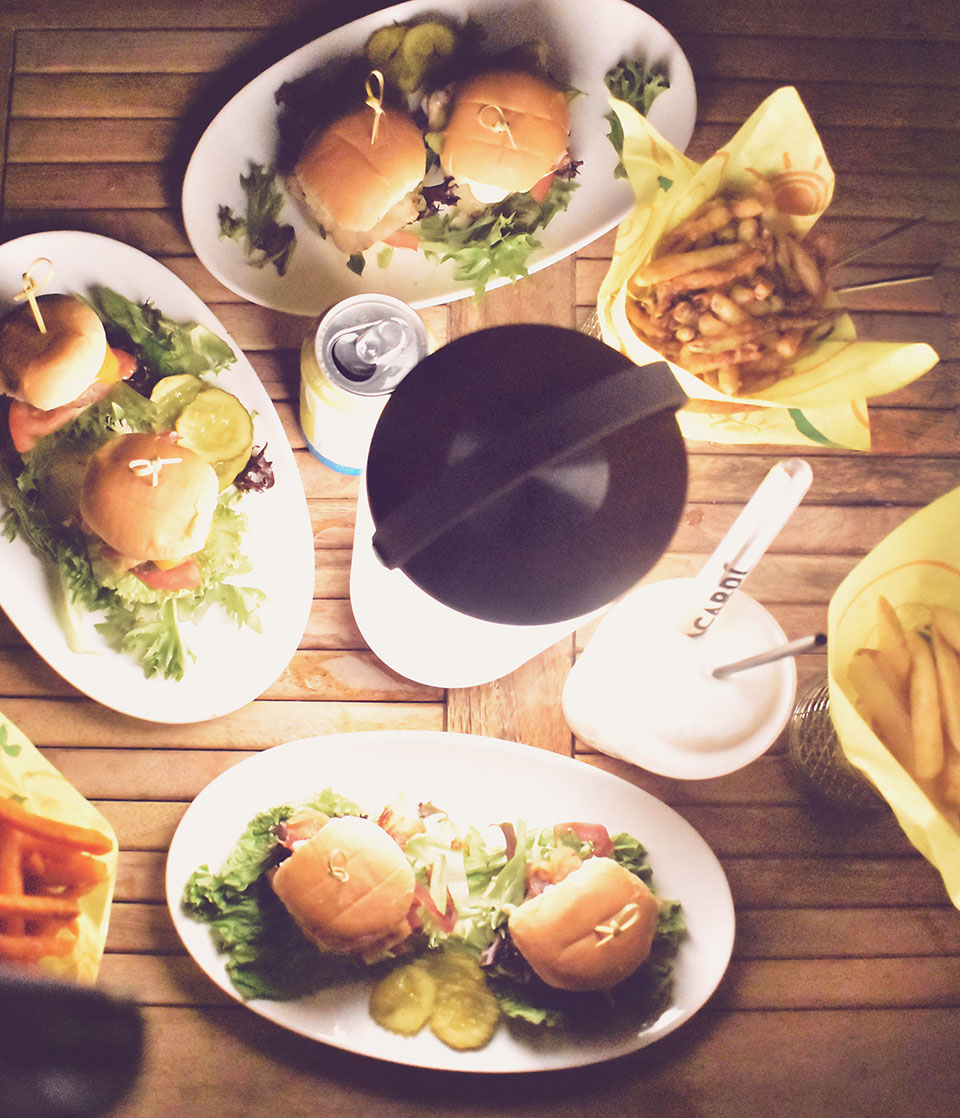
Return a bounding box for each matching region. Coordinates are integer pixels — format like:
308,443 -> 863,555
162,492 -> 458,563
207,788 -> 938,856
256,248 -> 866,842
365,24 -> 406,69
173,386 -> 254,489
395,22 -> 458,93
150,373 -> 204,428
429,981 -> 500,1051
369,963 -> 436,1036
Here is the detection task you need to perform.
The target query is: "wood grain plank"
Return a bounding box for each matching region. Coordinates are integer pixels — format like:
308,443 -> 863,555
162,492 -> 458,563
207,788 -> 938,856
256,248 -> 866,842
0,700 -> 443,751
11,73 -> 207,118
84,1004 -> 960,1118
15,29 -> 261,72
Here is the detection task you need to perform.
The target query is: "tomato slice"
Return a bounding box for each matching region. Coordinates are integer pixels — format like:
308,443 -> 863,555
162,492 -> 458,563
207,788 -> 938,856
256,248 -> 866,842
528,172 -> 555,204
132,557 -> 201,591
6,348 -> 138,454
382,229 -> 420,251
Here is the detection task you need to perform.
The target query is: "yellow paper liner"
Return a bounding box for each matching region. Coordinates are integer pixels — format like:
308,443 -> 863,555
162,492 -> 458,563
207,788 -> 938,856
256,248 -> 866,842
828,486 -> 960,908
597,86 -> 939,450
0,709 -> 117,982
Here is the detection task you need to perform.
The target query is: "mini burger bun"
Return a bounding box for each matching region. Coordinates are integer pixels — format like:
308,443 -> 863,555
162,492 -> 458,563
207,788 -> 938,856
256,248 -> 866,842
271,815 -> 416,954
0,294 -> 108,411
292,104 -> 426,253
79,432 -> 218,562
507,857 -> 661,991
440,69 -> 571,203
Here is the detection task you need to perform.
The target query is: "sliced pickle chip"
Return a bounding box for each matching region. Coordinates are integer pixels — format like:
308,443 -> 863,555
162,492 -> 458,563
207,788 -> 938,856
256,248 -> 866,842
397,21 -> 457,91
173,386 -> 254,490
424,950 -> 485,986
369,963 -> 436,1035
429,981 -> 500,1051
149,373 -> 204,427
364,24 -> 406,69
366,20 -> 458,96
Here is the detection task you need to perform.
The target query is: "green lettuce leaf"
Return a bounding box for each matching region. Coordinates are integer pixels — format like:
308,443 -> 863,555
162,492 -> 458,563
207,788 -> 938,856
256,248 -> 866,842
92,286 -> 236,378
411,176 -> 579,299
604,58 -> 670,178
217,163 -> 296,277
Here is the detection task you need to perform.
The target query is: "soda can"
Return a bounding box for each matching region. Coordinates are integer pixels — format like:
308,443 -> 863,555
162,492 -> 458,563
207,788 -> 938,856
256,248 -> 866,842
299,294 -> 430,475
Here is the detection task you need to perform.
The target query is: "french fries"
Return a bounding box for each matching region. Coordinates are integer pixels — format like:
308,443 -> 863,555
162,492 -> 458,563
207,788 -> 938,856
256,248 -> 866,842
625,184 -> 839,396
0,797 -> 112,970
848,596 -> 960,817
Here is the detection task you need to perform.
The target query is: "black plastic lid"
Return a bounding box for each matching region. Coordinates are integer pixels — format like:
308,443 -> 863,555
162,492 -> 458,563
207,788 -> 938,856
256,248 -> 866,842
366,324 -> 688,625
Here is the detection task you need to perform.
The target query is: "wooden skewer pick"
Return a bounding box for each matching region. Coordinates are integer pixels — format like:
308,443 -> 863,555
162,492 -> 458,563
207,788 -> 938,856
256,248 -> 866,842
365,69 -> 385,145
13,257 -> 54,334
477,103 -> 517,148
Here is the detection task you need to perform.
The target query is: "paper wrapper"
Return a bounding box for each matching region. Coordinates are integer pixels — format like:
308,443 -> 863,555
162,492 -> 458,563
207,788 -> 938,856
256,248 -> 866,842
597,86 -> 939,450
0,709 -> 117,981
827,487 -> 960,907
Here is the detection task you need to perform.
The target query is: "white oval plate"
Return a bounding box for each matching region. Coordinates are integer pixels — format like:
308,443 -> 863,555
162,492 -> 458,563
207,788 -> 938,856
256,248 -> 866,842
166,730 -> 734,1073
0,231 -> 315,724
182,0 -> 696,315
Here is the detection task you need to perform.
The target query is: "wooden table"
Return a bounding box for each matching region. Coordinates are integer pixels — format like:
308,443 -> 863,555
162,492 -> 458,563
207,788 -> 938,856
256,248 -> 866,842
1,1 -> 958,1114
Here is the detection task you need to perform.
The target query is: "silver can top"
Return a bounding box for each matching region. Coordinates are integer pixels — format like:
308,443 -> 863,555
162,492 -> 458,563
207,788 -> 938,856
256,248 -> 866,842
316,295 -> 428,396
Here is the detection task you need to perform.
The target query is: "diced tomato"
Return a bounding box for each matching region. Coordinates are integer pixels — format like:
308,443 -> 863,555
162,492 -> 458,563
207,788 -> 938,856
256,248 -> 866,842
6,348 -> 138,454
131,557 -> 201,591
528,172 -> 555,204
382,229 -> 420,251
553,821 -> 614,858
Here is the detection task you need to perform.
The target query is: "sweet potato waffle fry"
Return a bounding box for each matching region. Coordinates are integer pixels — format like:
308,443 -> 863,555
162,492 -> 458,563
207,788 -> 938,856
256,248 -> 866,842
0,796 -> 112,968
624,186 -> 840,397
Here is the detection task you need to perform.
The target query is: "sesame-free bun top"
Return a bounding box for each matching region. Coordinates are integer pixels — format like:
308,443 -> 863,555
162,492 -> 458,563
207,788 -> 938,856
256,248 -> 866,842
507,856 -> 661,991
79,432 -> 218,562
440,69 -> 571,203
0,294 -> 108,411
271,815 -> 416,955
292,104 -> 426,252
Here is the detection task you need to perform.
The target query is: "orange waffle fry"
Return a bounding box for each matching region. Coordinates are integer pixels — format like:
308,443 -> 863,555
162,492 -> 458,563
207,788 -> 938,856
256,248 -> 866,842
0,796 -> 114,854
0,799 -> 112,969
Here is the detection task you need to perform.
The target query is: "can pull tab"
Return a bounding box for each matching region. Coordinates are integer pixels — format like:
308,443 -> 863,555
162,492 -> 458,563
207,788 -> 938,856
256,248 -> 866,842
330,318 -> 409,382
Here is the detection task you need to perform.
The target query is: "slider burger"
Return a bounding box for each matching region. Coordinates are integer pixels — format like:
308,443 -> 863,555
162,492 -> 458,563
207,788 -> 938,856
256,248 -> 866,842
507,856 -> 661,991
0,293 -> 137,454
271,815 -> 417,957
438,68 -> 572,207
79,431 -> 218,590
290,97 -> 426,255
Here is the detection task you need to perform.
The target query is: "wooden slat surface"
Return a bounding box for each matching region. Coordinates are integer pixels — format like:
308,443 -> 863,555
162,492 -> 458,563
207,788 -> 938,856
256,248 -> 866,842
0,2 -> 958,1116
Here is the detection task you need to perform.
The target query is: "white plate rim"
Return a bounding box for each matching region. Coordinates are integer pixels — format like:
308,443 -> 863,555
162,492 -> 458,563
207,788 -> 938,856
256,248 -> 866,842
165,729 -> 735,1073
181,0 -> 697,315
0,230 -> 315,724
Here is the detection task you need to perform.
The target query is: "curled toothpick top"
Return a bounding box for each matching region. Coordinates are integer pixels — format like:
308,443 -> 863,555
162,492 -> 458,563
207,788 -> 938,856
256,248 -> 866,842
13,257 -> 54,334
364,69 -> 386,145
128,456 -> 182,487
593,902 -> 641,947
477,103 -> 517,148
327,848 -> 350,882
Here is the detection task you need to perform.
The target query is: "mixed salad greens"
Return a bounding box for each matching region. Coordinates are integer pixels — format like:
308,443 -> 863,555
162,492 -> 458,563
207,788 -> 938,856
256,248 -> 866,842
182,791 -> 686,1046
0,288 -> 273,681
